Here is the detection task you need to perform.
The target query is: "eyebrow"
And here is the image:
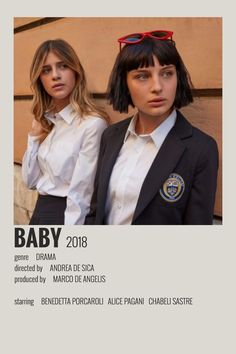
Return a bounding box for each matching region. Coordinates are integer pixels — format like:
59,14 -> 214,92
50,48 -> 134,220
131,64 -> 175,73
160,65 -> 175,70
42,61 -> 64,68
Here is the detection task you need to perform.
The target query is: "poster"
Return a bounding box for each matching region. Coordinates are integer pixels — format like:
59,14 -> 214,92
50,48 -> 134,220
1,2 -> 235,353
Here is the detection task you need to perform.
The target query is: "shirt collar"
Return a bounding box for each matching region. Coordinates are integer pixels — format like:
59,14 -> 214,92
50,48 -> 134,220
44,104 -> 77,125
124,109 -> 177,148
124,113 -> 139,141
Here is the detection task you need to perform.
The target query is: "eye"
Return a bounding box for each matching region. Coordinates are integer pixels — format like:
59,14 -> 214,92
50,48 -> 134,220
161,70 -> 174,78
59,63 -> 68,69
134,72 -> 149,80
41,67 -> 51,74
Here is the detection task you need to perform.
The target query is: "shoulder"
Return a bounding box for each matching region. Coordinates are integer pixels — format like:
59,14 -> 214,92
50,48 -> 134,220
102,117 -> 132,137
191,127 -> 218,157
176,110 -> 217,145
79,115 -> 108,131
175,111 -> 218,160
192,126 -> 217,148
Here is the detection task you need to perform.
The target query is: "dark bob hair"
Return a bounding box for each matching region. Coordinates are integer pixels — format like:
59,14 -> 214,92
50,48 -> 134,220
107,38 -> 193,113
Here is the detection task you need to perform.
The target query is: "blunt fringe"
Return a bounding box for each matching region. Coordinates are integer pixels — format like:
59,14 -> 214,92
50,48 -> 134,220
107,38 -> 193,113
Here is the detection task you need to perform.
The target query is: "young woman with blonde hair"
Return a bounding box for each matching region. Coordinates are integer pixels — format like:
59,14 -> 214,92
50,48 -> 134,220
22,39 -> 108,225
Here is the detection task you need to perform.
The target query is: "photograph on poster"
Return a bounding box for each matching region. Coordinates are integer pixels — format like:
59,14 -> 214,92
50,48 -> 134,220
14,17 -> 222,226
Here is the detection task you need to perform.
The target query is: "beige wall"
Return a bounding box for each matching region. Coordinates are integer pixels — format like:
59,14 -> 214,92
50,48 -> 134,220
14,17 -> 222,93
14,17 -> 222,218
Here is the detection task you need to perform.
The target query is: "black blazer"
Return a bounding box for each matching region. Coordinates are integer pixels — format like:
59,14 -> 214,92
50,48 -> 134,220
85,111 -> 219,225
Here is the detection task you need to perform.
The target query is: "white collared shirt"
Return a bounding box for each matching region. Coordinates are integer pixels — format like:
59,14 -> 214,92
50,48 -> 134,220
105,110 -> 177,225
22,104 -> 107,225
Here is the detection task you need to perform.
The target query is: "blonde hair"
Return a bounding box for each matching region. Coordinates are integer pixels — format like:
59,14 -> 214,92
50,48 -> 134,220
30,39 -> 109,133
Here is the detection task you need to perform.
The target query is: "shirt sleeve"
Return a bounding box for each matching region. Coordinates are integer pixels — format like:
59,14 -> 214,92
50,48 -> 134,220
21,134 -> 42,189
64,118 -> 107,225
84,129 -> 107,225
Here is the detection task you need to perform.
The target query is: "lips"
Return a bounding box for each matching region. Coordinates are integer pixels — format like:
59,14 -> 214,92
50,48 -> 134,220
52,83 -> 64,89
147,98 -> 166,107
148,98 -> 165,103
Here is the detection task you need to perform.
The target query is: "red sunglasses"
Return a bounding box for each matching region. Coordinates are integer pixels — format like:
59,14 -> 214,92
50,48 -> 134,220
118,30 -> 174,50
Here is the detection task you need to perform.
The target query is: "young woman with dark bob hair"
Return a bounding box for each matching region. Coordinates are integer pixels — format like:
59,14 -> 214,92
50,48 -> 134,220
22,39 -> 108,225
85,30 -> 218,225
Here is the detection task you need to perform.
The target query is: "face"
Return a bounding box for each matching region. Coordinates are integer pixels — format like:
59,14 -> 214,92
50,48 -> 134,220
126,55 -> 177,123
40,51 -> 76,110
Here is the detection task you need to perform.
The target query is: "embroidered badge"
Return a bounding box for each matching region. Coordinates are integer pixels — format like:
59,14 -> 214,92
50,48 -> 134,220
160,173 -> 185,202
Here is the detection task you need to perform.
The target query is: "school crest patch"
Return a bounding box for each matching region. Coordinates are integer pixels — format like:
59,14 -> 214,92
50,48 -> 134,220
160,173 -> 185,202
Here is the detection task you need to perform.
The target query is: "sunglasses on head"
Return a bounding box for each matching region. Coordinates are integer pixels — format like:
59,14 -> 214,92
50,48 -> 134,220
118,30 -> 174,50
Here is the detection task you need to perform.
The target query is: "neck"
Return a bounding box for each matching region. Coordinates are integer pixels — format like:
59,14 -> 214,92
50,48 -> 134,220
135,110 -> 173,135
53,98 -> 70,113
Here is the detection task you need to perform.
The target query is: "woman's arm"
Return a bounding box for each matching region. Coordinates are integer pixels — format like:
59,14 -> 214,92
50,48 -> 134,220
183,137 -> 219,224
64,118 -> 107,225
21,119 -> 45,188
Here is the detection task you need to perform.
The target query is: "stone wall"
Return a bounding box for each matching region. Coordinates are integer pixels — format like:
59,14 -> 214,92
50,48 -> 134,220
14,163 -> 37,224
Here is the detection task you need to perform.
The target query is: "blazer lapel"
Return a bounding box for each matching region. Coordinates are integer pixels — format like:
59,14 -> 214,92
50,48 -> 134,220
98,120 -> 130,217
132,112 -> 192,222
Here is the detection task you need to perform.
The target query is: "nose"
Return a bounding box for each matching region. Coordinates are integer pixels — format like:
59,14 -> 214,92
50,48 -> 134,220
150,75 -> 162,93
52,66 -> 61,80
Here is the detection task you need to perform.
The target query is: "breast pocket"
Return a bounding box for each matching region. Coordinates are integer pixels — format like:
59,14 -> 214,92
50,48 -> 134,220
47,141 -> 78,181
158,172 -> 189,208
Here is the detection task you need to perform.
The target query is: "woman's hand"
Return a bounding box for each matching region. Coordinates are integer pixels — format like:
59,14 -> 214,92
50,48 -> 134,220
30,119 -> 47,142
